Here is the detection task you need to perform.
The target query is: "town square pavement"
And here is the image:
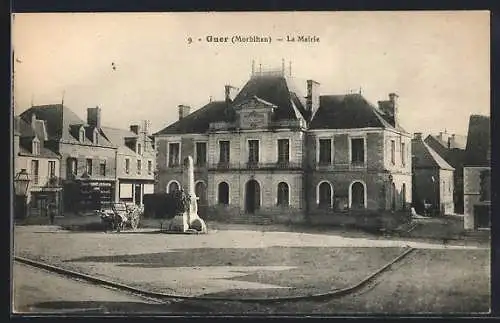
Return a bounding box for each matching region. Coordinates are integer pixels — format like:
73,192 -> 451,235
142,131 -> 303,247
13,224 -> 490,313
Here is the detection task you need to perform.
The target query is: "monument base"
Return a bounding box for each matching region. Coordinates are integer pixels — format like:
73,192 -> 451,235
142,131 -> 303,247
170,213 -> 189,232
189,217 -> 208,233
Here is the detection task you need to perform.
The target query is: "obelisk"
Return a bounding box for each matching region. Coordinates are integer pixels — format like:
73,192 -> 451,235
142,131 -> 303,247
183,156 -> 207,233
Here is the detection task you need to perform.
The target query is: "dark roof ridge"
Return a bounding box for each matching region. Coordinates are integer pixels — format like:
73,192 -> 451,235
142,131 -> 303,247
154,100 -> 227,135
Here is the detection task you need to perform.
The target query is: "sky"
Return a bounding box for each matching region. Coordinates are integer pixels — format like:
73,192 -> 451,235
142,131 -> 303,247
12,11 -> 490,136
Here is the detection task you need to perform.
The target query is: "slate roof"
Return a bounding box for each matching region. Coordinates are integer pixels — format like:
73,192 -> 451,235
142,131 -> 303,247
154,75 -> 308,136
309,94 -> 406,131
426,133 -> 467,150
412,138 -> 455,171
154,75 -> 407,135
232,75 -> 307,121
101,126 -> 139,154
14,116 -> 59,158
154,101 -> 227,135
19,104 -> 115,148
424,134 -> 465,170
14,116 -> 35,138
464,115 -> 491,166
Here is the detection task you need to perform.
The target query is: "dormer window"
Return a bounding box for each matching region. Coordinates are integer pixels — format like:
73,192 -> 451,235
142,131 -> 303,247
32,139 -> 40,155
79,127 -> 85,142
137,143 -> 142,155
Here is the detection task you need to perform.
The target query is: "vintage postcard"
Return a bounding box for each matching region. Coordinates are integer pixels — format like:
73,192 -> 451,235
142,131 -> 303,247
11,11 -> 491,316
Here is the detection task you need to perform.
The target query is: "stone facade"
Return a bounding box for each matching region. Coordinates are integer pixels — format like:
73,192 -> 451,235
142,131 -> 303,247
104,122 -> 156,205
14,116 -> 63,216
463,166 -> 490,230
154,70 -> 413,225
306,129 -> 412,221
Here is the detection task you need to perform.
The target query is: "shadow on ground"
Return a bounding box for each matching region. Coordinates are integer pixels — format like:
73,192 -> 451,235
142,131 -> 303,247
63,246 -> 404,298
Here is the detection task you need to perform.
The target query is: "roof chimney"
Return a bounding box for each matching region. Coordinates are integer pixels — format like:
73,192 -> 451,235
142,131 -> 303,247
130,124 -> 140,134
306,80 -> 321,119
31,113 -> 37,129
225,85 -> 238,102
178,105 -> 191,120
414,132 -> 423,140
87,106 -> 102,129
142,120 -> 151,135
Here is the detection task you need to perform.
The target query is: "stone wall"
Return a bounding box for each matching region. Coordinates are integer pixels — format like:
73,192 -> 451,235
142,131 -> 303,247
464,166 -> 491,229
439,169 -> 455,214
59,143 -> 117,180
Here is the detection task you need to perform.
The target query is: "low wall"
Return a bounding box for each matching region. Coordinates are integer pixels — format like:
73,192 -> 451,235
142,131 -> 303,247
308,209 -> 411,231
205,205 -> 305,224
205,203 -> 409,230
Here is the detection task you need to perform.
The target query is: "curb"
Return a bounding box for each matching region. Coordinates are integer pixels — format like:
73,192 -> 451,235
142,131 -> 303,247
14,247 -> 415,303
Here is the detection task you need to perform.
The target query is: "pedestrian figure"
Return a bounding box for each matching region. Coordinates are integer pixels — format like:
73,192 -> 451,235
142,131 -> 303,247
48,202 -> 56,225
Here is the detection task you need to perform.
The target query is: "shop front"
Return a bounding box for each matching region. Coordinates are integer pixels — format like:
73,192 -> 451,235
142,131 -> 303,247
118,180 -> 155,205
63,179 -> 116,213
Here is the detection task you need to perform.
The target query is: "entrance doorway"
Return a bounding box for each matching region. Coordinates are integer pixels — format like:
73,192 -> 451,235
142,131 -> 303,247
245,179 -> 261,214
134,184 -> 142,205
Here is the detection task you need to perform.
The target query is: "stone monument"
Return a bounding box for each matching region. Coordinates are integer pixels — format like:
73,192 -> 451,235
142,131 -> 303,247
170,156 -> 207,233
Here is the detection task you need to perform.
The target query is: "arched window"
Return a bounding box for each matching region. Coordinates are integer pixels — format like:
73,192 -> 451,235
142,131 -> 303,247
350,181 -> 366,209
318,181 -> 332,207
218,182 -> 229,205
167,181 -> 180,193
277,182 -> 289,207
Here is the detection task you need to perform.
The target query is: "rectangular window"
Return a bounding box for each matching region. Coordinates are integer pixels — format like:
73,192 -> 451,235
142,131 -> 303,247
319,139 -> 332,164
248,140 -> 259,163
31,160 -> 39,184
278,139 -> 290,163
168,143 -> 180,167
195,142 -> 207,166
125,158 -> 130,174
48,161 -> 56,178
99,160 -> 106,176
351,138 -> 365,165
219,141 -> 230,164
32,141 -> 40,155
86,158 -> 93,176
401,142 -> 406,166
391,140 -> 396,165
148,160 -> 153,175
137,159 -> 142,174
137,143 -> 142,155
67,158 -> 77,177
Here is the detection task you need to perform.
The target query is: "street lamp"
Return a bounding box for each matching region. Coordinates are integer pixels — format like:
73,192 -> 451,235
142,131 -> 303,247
14,169 -> 31,219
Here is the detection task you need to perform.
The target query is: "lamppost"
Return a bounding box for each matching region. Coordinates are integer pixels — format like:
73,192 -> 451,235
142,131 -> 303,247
14,169 -> 31,220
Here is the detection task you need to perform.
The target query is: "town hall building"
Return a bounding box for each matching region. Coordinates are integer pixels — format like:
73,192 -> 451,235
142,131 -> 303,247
154,63 -> 412,224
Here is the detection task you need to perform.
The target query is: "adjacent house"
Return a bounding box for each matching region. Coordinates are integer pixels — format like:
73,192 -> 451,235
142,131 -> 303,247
101,121 -> 156,205
463,115 -> 491,230
19,105 -> 117,213
14,115 -> 62,216
154,64 -> 412,224
424,131 -> 467,213
412,133 -> 455,215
